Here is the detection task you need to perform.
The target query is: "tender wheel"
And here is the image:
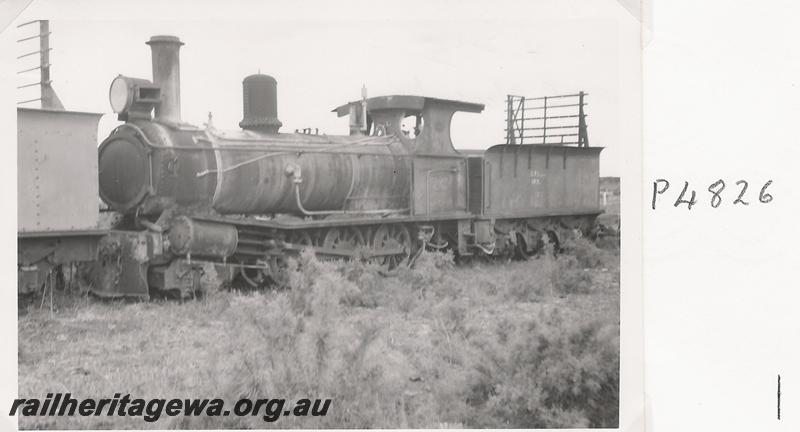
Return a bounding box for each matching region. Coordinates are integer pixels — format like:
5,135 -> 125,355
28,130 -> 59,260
516,229 -> 546,260
545,230 -> 561,254
370,224 -> 411,270
515,233 -> 532,260
322,227 -> 366,260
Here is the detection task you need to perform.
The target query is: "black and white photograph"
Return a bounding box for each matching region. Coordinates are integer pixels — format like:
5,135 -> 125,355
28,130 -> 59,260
5,0 -> 643,430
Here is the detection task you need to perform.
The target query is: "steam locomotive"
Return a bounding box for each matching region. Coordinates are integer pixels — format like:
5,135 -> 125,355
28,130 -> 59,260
19,34 -> 603,299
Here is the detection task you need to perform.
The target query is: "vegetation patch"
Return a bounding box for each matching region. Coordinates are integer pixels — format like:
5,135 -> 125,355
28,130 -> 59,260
18,242 -> 620,429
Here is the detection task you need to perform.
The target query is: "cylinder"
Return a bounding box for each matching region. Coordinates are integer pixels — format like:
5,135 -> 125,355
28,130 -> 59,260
167,216 -> 238,258
239,74 -> 282,133
146,35 -> 183,124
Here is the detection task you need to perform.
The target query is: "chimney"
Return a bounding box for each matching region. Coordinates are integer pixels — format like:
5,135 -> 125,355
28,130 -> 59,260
239,74 -> 282,134
146,35 -> 183,124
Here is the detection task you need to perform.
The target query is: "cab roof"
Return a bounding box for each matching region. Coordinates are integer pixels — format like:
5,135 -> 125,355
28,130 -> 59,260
332,95 -> 484,117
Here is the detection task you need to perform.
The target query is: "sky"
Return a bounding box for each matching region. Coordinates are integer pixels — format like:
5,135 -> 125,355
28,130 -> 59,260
9,0 -> 641,177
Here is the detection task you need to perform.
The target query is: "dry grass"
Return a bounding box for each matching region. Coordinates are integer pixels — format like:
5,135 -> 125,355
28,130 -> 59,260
18,241 -> 619,429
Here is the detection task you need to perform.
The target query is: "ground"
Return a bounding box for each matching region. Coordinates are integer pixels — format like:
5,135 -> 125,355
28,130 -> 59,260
17,237 -> 620,430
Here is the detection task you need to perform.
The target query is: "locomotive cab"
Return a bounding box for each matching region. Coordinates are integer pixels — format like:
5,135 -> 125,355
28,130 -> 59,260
333,95 -> 484,156
333,96 -> 484,219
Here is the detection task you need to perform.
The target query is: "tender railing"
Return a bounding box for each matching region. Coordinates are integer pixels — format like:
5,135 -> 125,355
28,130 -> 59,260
504,92 -> 589,147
